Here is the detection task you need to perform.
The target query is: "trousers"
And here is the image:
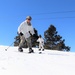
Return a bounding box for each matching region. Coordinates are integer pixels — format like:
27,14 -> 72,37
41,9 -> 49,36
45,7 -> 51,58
39,43 -> 44,50
19,35 -> 32,49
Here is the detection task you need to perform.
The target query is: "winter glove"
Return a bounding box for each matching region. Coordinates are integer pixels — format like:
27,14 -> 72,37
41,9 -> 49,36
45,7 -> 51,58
20,32 -> 23,36
29,31 -> 32,36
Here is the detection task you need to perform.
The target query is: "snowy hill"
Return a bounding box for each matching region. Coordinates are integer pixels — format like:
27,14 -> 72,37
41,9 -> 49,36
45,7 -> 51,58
0,46 -> 75,75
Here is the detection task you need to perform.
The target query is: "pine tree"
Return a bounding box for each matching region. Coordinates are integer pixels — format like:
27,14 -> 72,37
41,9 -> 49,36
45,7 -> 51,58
31,28 -> 39,47
44,25 -> 70,51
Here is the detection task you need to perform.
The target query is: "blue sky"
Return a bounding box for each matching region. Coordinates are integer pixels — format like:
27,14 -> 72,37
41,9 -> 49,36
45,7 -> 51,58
0,0 -> 75,52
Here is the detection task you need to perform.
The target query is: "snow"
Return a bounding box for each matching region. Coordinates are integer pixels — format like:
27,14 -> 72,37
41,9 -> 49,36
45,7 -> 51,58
0,46 -> 75,75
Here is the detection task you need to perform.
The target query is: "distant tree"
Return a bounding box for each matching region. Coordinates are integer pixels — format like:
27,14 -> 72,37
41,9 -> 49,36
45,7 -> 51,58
14,28 -> 39,48
14,34 -> 20,46
31,28 -> 39,47
44,25 -> 70,51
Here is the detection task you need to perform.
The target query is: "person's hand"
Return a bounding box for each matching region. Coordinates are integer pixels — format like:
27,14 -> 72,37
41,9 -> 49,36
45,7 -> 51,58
20,32 -> 23,36
29,31 -> 32,36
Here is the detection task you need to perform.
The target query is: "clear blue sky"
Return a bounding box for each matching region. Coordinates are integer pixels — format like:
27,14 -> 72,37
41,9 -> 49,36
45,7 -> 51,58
0,0 -> 75,52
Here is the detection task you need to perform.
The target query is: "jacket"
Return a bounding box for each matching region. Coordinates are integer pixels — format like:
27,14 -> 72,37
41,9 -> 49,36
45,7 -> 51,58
37,37 -> 44,45
18,20 -> 34,38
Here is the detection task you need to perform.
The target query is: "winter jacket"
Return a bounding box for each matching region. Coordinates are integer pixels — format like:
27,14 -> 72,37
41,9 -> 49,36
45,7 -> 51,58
18,20 -> 34,38
37,37 -> 44,45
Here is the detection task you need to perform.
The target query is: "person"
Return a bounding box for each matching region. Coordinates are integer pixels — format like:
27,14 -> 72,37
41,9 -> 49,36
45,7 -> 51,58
18,16 -> 35,53
37,35 -> 44,53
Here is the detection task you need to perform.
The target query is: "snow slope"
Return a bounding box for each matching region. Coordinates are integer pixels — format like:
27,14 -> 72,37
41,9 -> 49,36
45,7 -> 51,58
0,46 -> 75,75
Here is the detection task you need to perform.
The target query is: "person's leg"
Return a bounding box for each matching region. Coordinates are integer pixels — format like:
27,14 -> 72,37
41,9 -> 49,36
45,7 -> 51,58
39,43 -> 41,51
18,35 -> 25,52
41,45 -> 44,51
38,43 -> 42,54
26,37 -> 34,53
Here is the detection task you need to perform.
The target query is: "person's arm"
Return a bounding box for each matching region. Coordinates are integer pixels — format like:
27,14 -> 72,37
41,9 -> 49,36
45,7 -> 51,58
37,38 -> 40,42
18,25 -> 24,36
18,22 -> 23,34
29,31 -> 32,36
18,25 -> 21,34
28,25 -> 35,35
41,38 -> 44,45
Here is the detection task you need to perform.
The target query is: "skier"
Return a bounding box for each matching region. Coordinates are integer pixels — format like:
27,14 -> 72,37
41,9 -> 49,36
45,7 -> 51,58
37,35 -> 44,53
18,16 -> 35,53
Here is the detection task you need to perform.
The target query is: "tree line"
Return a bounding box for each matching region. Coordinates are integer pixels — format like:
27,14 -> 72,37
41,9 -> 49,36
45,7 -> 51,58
14,24 -> 70,51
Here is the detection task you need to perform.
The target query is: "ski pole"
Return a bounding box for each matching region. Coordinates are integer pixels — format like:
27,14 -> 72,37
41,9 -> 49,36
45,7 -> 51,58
5,42 -> 14,51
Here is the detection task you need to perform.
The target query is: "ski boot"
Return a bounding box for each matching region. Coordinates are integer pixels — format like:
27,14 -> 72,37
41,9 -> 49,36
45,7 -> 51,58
28,48 -> 34,53
18,47 -> 23,52
42,49 -> 44,51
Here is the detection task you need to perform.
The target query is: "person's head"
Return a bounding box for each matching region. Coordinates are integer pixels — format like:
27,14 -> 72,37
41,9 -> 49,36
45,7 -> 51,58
26,16 -> 32,23
39,35 -> 42,38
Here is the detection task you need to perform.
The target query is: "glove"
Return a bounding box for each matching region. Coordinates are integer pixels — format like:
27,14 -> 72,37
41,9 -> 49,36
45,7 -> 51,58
29,31 -> 32,36
20,32 -> 23,36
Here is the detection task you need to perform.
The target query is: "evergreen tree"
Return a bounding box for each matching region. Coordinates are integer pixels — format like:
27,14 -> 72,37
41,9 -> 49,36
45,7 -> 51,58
31,28 -> 39,47
44,25 -> 70,51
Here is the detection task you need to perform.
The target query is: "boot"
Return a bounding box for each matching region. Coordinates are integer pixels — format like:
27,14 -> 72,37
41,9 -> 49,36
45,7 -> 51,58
18,47 -> 23,52
28,48 -> 34,53
39,52 -> 42,54
39,49 -> 41,51
42,49 -> 44,51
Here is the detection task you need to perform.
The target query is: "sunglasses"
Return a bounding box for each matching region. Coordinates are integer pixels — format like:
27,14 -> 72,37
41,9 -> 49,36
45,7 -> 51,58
28,19 -> 31,21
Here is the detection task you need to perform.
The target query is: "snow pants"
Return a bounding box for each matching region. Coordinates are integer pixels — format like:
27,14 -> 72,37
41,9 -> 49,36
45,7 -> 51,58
39,43 -> 44,50
19,35 -> 32,49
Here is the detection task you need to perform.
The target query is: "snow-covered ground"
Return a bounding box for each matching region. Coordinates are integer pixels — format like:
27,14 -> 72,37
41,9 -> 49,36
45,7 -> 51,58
0,45 -> 75,75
